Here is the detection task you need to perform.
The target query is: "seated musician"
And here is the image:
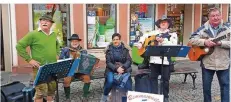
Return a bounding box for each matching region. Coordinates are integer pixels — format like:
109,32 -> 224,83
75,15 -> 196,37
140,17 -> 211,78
100,33 -> 132,102
136,15 -> 178,102
59,34 -> 91,101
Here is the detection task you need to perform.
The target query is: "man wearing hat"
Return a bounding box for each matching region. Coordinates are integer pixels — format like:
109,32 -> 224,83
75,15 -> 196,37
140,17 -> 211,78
16,14 -> 60,102
59,34 -> 91,101
136,15 -> 178,102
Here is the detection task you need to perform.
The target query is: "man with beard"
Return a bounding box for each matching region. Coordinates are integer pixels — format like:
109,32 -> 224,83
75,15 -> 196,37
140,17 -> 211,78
59,34 -> 91,101
16,14 -> 60,102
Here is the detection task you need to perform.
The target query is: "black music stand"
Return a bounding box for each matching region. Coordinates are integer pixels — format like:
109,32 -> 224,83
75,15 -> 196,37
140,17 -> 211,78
33,58 -> 80,102
145,45 -> 190,95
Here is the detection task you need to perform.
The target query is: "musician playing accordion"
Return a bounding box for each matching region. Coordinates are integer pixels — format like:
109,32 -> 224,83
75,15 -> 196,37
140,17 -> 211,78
136,15 -> 178,102
59,34 -> 91,101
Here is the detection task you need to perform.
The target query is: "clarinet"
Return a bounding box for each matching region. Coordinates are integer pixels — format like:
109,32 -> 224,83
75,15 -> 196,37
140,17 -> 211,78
68,47 -> 81,59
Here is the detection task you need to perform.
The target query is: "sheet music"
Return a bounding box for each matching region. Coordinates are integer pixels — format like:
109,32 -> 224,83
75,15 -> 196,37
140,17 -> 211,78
149,56 -> 170,65
57,58 -> 73,62
33,58 -> 80,87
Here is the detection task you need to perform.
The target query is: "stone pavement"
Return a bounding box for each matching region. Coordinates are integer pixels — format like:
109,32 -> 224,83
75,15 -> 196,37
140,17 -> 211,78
1,60 -> 222,102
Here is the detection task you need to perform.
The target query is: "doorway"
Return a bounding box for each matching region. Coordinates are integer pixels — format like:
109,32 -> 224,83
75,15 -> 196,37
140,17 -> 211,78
0,4 -> 5,71
167,4 -> 185,45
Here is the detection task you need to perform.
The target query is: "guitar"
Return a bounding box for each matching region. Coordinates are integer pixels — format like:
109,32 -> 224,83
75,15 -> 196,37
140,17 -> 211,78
137,33 -> 171,56
188,33 -> 230,61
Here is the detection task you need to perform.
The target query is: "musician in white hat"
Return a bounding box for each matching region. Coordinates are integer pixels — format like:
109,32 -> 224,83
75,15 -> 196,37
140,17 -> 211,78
136,15 -> 178,102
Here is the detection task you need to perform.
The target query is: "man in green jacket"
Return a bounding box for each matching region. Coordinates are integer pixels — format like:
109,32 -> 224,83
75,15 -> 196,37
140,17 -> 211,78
16,14 -> 60,102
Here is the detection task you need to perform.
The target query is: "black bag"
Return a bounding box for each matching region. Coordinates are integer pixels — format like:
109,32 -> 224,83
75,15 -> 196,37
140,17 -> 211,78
135,73 -> 154,93
1,81 -> 26,102
22,86 -> 35,102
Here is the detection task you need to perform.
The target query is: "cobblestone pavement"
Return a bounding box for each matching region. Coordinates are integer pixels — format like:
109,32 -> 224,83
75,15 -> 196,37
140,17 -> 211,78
1,60 -> 222,102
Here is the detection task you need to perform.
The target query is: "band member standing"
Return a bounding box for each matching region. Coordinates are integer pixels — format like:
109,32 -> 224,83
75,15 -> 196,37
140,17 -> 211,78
16,14 -> 60,102
59,34 -> 91,101
189,7 -> 230,102
137,15 -> 178,102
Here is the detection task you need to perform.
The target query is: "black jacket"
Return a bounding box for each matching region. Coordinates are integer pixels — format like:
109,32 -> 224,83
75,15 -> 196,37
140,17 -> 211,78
104,42 -> 132,75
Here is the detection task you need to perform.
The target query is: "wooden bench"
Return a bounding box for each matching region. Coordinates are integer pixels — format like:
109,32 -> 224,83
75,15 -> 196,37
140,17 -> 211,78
58,66 -> 198,90
171,67 -> 198,89
58,68 -> 137,83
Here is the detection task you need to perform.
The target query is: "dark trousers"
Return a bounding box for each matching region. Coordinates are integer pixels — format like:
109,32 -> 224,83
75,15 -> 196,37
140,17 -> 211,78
202,67 -> 230,102
150,64 -> 171,98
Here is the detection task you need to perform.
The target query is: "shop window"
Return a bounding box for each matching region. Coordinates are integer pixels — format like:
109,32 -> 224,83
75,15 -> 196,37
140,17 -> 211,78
129,4 -> 155,46
0,5 -> 4,71
32,4 -> 71,47
201,4 -> 220,25
229,4 -> 231,22
86,4 -> 117,49
167,4 -> 185,45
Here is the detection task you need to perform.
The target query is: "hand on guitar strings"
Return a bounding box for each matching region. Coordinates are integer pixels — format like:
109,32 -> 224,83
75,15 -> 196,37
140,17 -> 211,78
156,37 -> 164,43
204,39 -> 216,47
136,42 -> 143,49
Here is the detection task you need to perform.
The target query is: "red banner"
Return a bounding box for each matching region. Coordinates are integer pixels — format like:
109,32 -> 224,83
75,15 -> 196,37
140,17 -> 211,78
46,4 -> 56,9
139,4 -> 147,13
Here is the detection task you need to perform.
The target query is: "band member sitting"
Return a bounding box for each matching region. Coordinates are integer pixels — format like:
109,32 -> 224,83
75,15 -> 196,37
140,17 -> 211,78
136,15 -> 178,102
59,34 -> 91,101
100,33 -> 132,102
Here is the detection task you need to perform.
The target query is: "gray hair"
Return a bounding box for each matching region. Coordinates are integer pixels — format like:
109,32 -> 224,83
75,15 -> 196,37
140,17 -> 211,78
208,7 -> 221,16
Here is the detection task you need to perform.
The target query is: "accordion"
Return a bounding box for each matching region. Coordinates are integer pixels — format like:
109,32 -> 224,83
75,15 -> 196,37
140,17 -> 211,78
76,54 -> 100,75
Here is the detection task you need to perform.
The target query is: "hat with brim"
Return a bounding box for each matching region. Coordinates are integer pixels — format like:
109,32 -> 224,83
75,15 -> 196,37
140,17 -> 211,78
68,34 -> 82,41
155,15 -> 172,28
39,15 -> 55,23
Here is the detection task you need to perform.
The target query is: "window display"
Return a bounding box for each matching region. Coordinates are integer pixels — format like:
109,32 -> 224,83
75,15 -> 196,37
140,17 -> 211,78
167,4 -> 185,45
32,4 -> 70,47
86,4 -> 117,49
129,4 -> 155,46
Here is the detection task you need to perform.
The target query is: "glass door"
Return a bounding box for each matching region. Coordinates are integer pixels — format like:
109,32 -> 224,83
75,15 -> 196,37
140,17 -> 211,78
167,4 -> 185,45
0,4 -> 5,71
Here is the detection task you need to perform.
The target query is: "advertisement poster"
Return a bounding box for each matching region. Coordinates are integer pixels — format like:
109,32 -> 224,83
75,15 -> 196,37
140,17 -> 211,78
33,4 -> 64,46
87,24 -> 96,48
138,18 -> 153,34
87,16 -> 115,48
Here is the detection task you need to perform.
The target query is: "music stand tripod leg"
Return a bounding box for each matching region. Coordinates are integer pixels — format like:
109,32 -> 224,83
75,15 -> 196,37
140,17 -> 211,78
53,74 -> 59,102
160,53 -> 165,95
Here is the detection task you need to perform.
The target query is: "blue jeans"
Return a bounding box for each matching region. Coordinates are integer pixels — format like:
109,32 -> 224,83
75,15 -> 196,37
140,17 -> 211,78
202,67 -> 230,102
103,72 -> 132,96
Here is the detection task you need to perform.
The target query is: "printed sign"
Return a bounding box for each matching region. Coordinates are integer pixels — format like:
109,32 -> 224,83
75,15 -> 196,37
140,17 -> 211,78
127,91 -> 163,102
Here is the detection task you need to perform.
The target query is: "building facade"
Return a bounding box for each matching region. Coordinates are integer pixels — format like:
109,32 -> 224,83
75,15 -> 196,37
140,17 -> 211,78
1,4 -> 230,72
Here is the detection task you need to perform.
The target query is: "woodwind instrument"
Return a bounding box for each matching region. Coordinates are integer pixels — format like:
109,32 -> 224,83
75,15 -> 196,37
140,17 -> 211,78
68,47 -> 81,59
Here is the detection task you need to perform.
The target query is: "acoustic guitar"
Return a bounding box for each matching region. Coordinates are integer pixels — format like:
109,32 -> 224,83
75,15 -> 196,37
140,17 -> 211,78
137,33 -> 171,56
188,33 -> 230,61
